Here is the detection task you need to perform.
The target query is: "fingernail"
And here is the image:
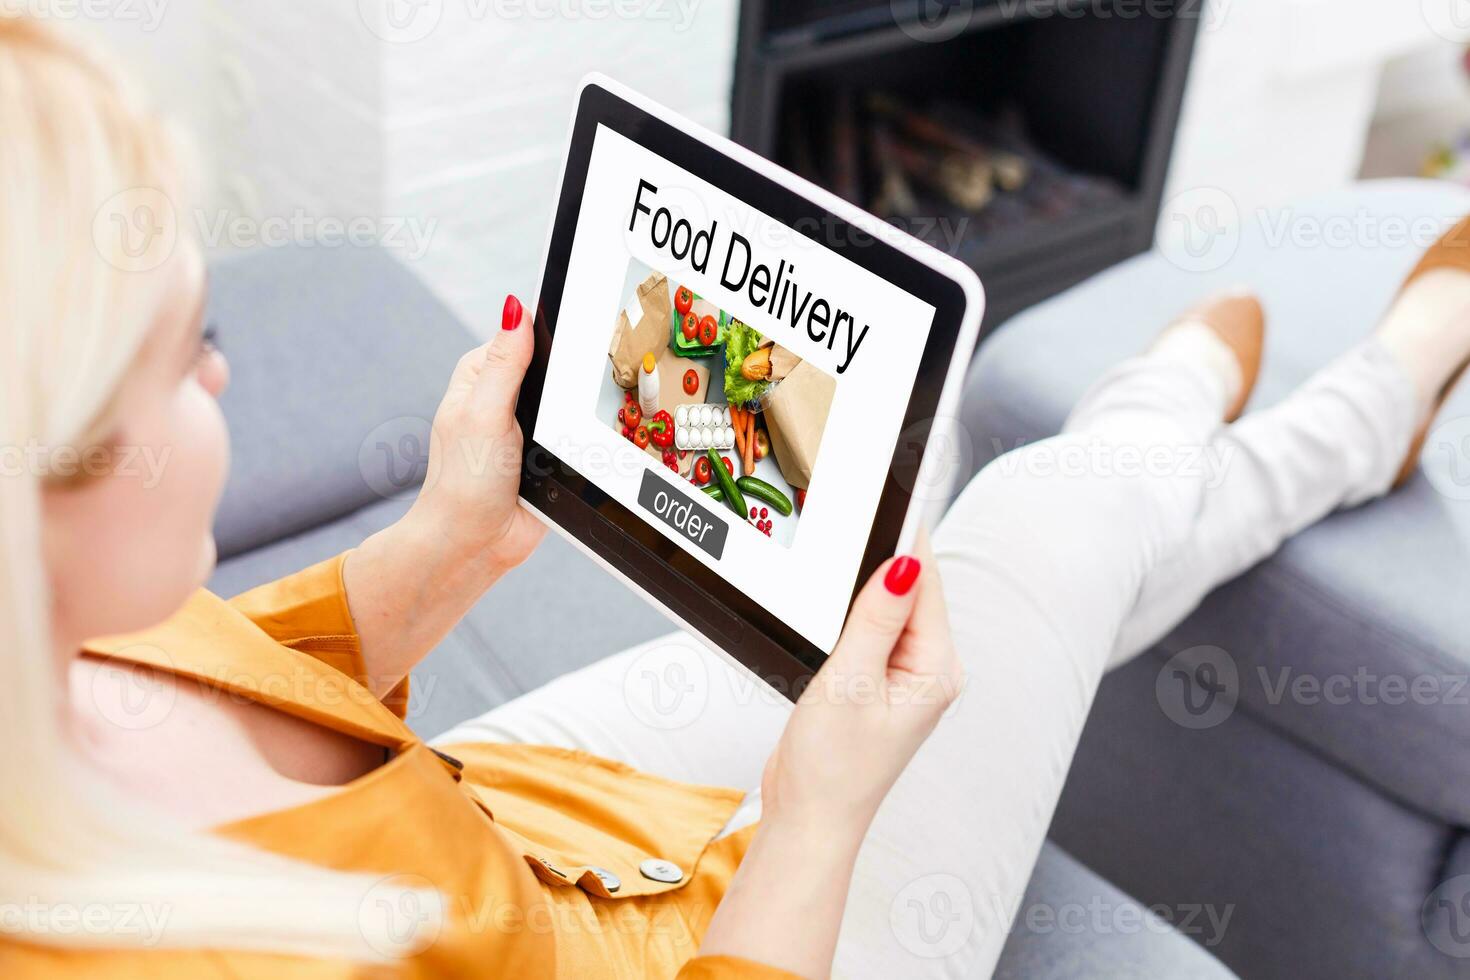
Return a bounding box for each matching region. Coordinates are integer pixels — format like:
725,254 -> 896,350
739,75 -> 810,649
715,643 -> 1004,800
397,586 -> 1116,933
884,556 -> 921,596
502,294 -> 523,331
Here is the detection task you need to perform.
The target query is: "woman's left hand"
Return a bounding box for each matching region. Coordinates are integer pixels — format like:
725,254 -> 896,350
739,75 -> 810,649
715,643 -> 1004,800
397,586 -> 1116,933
408,294 -> 545,573
344,295 -> 546,696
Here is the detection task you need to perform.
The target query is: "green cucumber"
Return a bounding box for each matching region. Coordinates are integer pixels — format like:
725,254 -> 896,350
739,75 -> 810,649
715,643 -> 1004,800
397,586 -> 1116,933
702,484 -> 724,502
735,476 -> 793,516
707,448 -> 746,518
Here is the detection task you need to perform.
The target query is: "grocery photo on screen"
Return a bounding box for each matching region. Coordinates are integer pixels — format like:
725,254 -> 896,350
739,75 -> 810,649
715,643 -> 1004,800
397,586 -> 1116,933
598,256 -> 835,548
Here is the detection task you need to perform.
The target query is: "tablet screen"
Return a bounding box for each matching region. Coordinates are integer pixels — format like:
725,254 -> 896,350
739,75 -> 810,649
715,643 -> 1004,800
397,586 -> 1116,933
532,122 -> 937,654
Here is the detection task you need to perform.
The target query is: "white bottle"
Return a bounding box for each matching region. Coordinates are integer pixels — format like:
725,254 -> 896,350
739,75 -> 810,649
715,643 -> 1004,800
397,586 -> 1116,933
638,352 -> 659,419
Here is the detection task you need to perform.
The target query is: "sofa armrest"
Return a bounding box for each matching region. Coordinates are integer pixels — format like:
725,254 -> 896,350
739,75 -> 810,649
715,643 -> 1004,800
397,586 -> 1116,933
207,245 -> 477,558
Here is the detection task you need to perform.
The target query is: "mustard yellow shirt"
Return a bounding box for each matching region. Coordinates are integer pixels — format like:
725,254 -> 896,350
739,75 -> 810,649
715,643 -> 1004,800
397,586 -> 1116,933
1,554 -> 795,979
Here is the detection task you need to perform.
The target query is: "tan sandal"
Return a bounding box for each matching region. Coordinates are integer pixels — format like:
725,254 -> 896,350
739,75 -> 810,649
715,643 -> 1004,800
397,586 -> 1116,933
1166,292 -> 1266,423
1389,216 -> 1470,489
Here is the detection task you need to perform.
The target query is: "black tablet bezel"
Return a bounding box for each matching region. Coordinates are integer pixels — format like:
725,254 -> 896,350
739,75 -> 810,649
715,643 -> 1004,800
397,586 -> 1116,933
517,81 -> 971,697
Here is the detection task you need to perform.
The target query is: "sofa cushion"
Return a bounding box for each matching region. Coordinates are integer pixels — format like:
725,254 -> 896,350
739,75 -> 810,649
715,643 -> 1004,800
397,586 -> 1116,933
207,245 -> 476,559
960,179 -> 1470,824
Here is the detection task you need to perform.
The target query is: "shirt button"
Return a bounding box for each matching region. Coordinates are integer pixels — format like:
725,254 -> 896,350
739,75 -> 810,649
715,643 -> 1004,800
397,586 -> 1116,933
587,866 -> 621,893
639,858 -> 683,883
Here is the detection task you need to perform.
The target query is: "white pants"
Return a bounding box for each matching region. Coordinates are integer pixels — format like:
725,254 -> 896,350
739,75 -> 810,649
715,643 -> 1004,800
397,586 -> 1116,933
435,340 -> 1416,978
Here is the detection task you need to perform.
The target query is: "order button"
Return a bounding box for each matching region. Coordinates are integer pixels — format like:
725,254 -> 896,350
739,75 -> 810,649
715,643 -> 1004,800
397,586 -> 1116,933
637,469 -> 728,561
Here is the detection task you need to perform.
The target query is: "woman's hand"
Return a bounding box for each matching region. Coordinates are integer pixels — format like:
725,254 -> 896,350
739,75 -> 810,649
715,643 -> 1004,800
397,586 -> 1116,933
694,534 -> 962,978
407,294 -> 546,572
342,295 -> 546,697
762,532 -> 962,834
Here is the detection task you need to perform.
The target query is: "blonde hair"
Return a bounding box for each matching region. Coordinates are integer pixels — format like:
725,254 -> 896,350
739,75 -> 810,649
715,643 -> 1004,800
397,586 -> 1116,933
0,16 -> 422,962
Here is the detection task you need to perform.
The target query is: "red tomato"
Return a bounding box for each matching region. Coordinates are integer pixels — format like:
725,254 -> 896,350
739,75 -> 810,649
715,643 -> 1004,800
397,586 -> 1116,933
759,507 -> 768,519
693,456 -> 712,485
681,312 -> 699,341
674,285 -> 694,316
633,426 -> 650,450
720,456 -> 733,476
795,488 -> 806,511
682,369 -> 699,396
698,315 -> 718,346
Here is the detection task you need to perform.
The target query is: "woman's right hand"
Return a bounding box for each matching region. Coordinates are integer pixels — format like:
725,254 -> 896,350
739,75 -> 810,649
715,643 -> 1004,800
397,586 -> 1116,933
761,532 -> 963,837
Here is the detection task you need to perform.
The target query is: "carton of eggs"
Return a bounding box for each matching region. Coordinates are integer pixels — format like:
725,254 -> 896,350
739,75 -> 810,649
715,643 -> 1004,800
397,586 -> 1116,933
674,403 -> 736,451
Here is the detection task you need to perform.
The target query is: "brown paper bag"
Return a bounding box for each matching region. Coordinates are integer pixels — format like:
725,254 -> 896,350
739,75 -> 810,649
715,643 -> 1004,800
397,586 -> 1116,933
763,361 -> 835,490
608,272 -> 672,388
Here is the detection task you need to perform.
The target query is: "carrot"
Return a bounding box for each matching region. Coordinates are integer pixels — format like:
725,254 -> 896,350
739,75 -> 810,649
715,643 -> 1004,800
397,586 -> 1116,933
730,405 -> 748,461
742,411 -> 756,476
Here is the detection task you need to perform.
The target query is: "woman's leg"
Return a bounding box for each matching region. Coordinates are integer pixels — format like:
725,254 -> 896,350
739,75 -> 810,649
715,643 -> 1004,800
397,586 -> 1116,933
831,336 -> 1419,978
831,348 -> 1238,978
1110,339 -> 1418,662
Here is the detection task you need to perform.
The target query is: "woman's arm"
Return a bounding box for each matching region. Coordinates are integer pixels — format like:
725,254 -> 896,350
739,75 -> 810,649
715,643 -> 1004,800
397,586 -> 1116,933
695,538 -> 962,977
342,296 -> 545,697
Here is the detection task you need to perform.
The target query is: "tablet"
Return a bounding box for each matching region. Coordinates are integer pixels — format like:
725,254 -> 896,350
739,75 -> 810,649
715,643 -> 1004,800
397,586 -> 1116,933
517,75 -> 984,697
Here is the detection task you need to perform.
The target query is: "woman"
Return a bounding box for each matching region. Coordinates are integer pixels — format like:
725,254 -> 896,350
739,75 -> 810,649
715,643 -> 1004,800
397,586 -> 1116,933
3,16 -> 1468,978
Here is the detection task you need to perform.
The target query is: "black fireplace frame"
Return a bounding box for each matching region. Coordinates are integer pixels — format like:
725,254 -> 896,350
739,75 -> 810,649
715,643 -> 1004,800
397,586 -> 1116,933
730,0 -> 1203,332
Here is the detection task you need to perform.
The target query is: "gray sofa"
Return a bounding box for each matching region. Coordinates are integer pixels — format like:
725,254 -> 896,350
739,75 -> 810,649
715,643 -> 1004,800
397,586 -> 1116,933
205,243 -> 1232,977
958,180 -> 1470,980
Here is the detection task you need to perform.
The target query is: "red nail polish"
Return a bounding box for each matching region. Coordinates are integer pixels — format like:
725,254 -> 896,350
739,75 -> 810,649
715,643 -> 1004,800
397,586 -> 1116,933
502,294 -> 523,331
884,556 -> 920,596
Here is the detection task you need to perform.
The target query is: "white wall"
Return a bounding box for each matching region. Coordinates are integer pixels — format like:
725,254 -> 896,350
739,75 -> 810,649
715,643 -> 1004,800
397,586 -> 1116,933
50,0 -> 737,335
375,0 -> 739,330
1158,0 -> 1458,262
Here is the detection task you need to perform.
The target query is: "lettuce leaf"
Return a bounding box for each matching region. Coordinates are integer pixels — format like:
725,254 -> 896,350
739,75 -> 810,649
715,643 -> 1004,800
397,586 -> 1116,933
723,319 -> 769,406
